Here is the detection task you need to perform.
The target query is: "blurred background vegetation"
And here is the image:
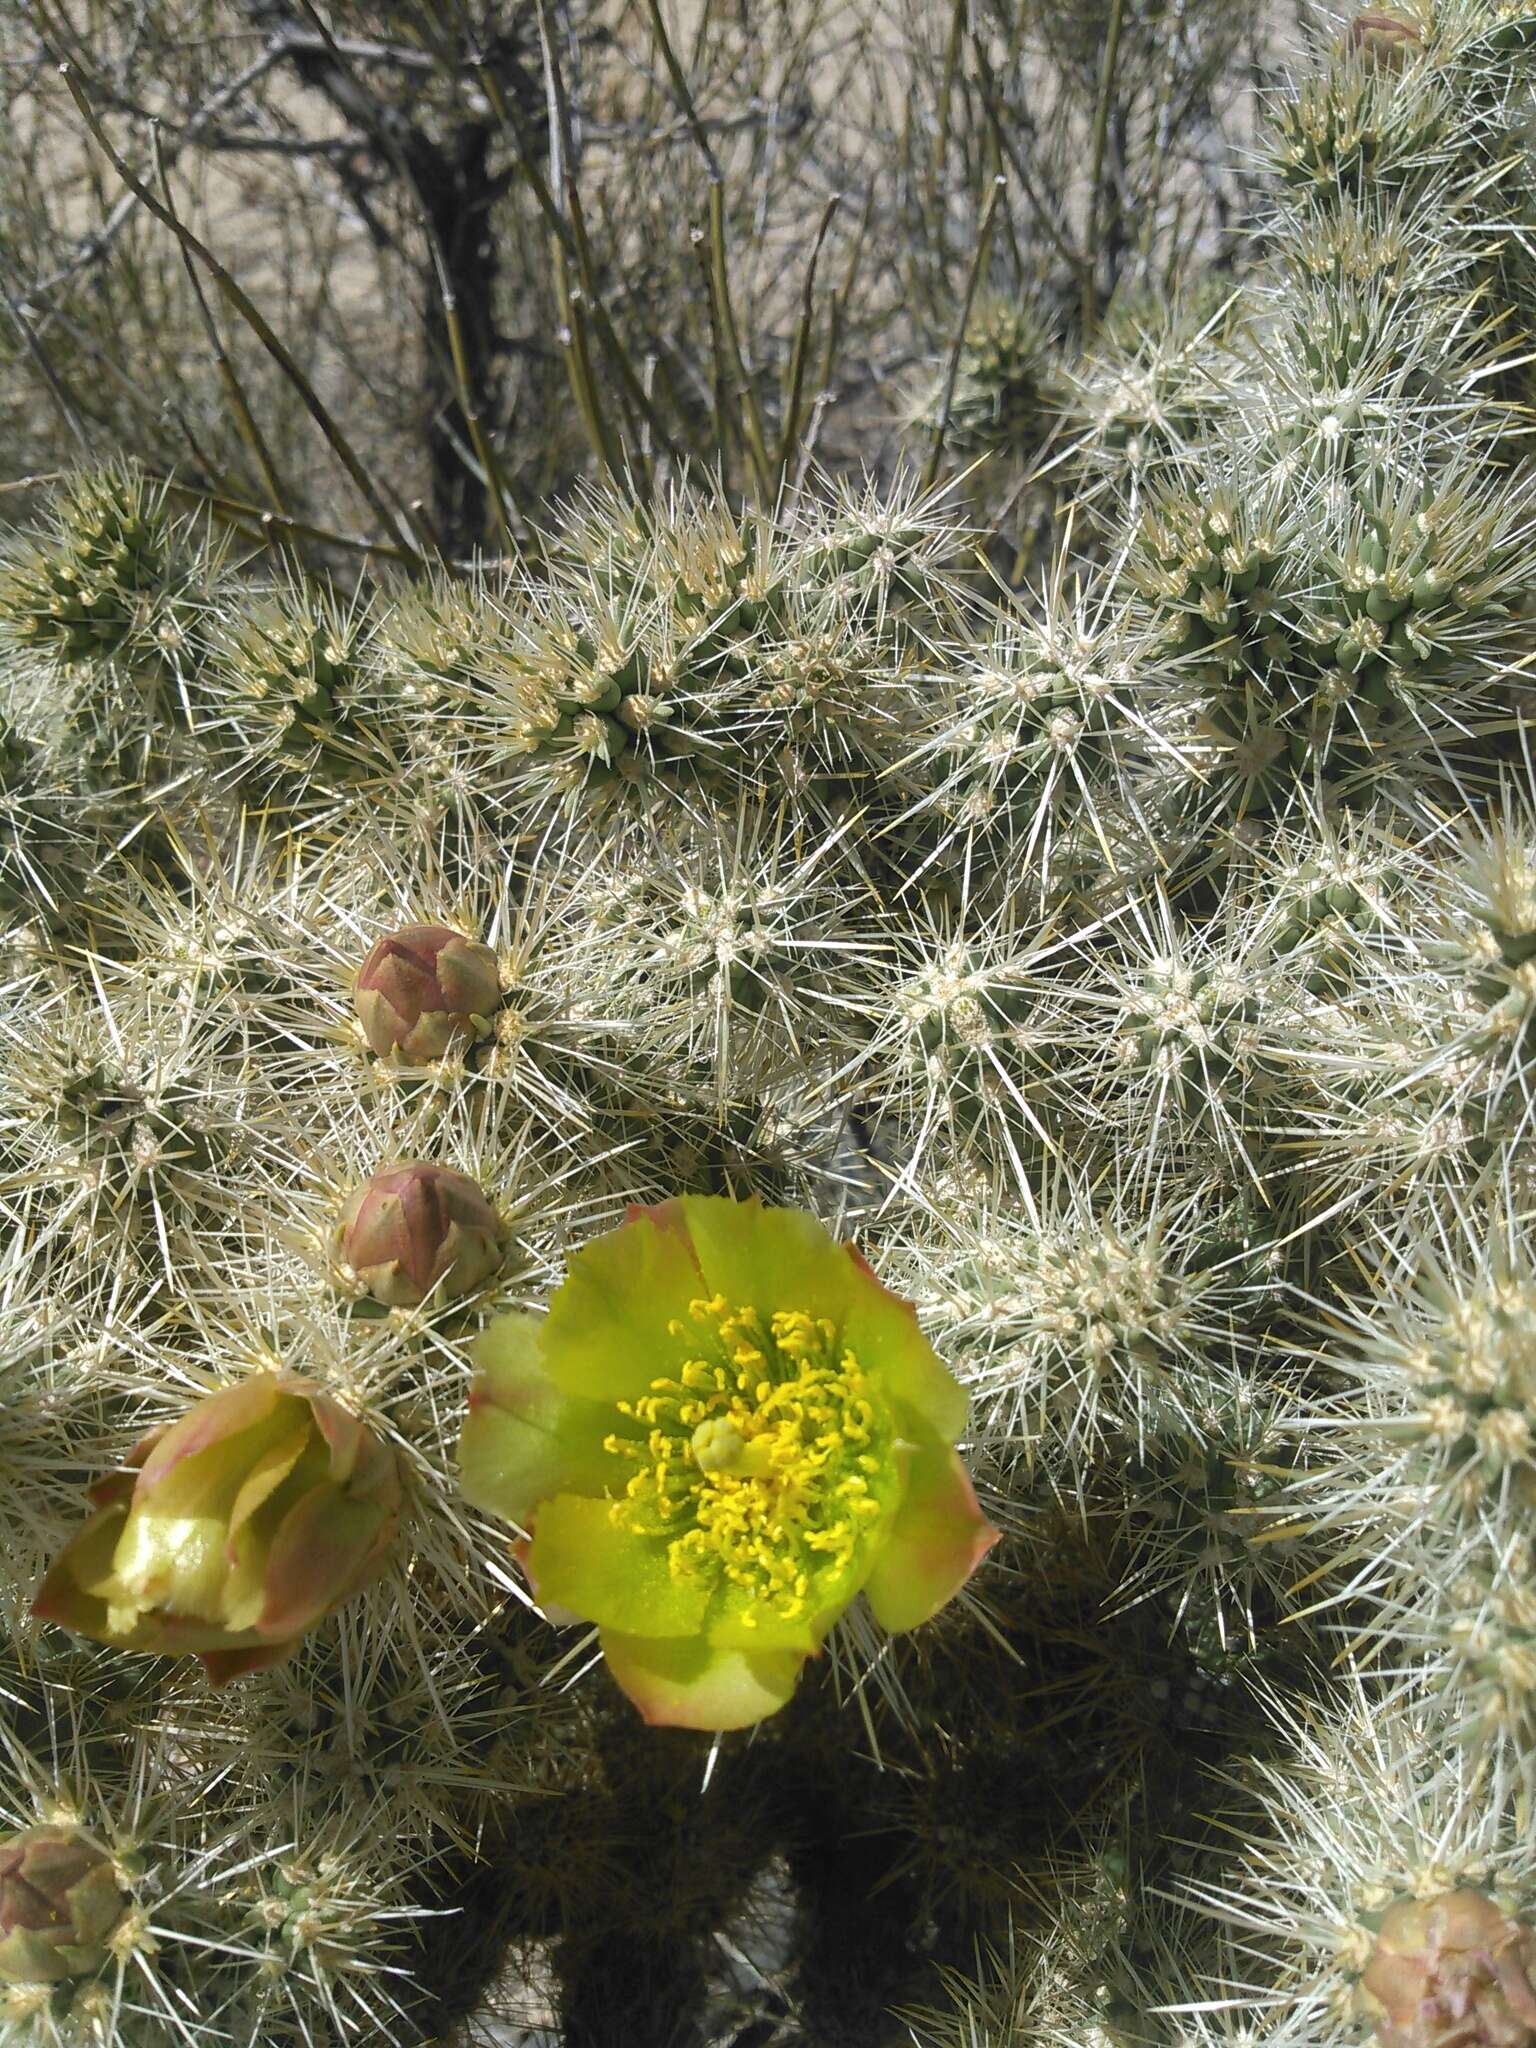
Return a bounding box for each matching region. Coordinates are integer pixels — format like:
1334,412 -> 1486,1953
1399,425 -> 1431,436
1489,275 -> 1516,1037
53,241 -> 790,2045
0,0 -> 1275,569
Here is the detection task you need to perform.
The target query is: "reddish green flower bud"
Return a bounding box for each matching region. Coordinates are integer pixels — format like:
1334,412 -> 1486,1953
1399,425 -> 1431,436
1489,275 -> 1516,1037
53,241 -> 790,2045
32,1376 -> 402,1684
354,924 -> 501,1064
0,1826 -> 127,1984
1347,11 -> 1423,64
1358,1891 -> 1536,2048
337,1160 -> 504,1308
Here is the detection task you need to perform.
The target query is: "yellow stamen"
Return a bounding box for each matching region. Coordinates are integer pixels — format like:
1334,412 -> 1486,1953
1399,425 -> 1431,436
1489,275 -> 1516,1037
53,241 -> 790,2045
603,1297 -> 894,1620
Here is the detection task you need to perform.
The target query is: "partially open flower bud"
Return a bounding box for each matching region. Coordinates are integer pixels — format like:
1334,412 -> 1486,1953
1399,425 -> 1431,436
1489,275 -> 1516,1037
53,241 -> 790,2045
337,1160 -> 505,1307
354,924 -> 501,1064
32,1376 -> 402,1684
1348,11 -> 1423,64
1358,1890 -> 1536,2048
0,1826 -> 127,1984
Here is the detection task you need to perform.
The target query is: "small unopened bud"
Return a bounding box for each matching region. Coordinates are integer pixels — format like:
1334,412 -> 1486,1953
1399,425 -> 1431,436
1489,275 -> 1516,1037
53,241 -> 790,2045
0,1826 -> 127,1984
1348,11 -> 1423,65
1358,1890 -> 1536,2048
354,925 -> 501,1064
338,1161 -> 504,1307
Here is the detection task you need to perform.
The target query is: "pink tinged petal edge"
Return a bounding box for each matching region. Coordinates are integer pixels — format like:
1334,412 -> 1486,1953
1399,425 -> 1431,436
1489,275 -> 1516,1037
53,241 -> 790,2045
199,1638 -> 300,1686
85,1465 -> 142,1513
304,1387 -> 367,1488
345,1424 -> 404,1516
81,1424 -> 169,1510
303,1389 -> 400,1516
861,1442 -> 998,1636
142,1380 -> 285,1483
256,1485 -> 398,1639
625,1196 -> 703,1251
600,1628 -> 808,1731
135,1376 -> 285,1492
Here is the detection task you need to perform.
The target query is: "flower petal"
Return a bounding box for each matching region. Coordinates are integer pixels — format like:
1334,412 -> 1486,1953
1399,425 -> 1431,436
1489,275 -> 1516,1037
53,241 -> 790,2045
526,1493 -> 711,1638
86,1449 -> 157,1511
257,1486 -> 397,1639
861,1441 -> 997,1635
226,1411 -> 313,1539
661,1195 -> 854,1322
541,1214 -> 703,1401
108,1503 -> 234,1625
600,1628 -> 807,1729
30,1504 -> 129,1635
704,1578 -> 854,1655
135,1375 -> 284,1491
305,1389 -> 367,1486
199,1639 -> 299,1686
842,1247 -> 968,1443
510,1533 -> 585,1625
456,1311 -> 614,1525
100,1609 -> 270,1657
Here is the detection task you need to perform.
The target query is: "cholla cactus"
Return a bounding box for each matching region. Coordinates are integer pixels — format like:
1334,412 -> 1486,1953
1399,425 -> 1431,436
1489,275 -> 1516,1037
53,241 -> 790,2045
0,467 -> 213,675
897,1171 -> 1257,1482
889,588 -> 1163,900
916,296 -> 1059,456
0,717 -> 86,927
8,5 -> 1536,2040
188,577 -> 402,817
1106,1363 -> 1313,1653
1378,1522 -> 1536,1793
1266,35 -> 1447,197
0,1663 -> 440,2047
566,804 -> 876,1104
851,900 -> 1081,1185
1056,287 -> 1243,515
1293,1196 -> 1536,1548
1416,791 -> 1536,1150
431,473 -> 973,832
0,968 -> 262,1297
1179,1675 -> 1536,2044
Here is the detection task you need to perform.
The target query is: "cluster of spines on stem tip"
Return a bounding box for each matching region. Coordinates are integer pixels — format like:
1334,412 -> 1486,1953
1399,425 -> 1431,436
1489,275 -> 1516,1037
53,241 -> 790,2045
914,294 -> 1060,457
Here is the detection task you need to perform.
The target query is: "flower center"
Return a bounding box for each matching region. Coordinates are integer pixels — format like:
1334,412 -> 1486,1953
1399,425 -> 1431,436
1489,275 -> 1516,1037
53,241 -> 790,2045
603,1295 -> 892,1625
